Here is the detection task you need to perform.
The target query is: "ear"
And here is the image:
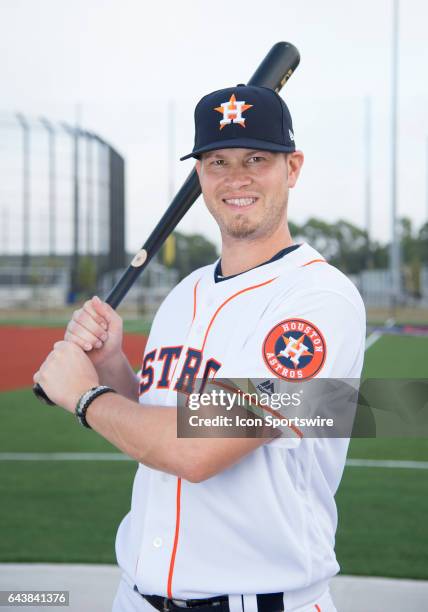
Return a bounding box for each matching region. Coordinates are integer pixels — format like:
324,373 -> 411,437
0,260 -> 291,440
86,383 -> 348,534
286,151 -> 304,188
195,159 -> 201,178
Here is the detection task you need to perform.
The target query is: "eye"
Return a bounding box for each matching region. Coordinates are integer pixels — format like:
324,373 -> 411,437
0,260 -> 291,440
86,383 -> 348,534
247,155 -> 265,164
211,159 -> 225,166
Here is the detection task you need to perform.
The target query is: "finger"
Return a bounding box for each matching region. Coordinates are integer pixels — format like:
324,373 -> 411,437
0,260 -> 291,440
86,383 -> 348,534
67,317 -> 107,346
91,296 -> 117,325
82,299 -> 108,330
64,329 -> 103,351
71,308 -> 108,341
66,324 -> 104,350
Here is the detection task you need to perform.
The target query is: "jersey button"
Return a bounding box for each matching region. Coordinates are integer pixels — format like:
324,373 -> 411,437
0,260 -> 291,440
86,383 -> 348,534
153,537 -> 163,548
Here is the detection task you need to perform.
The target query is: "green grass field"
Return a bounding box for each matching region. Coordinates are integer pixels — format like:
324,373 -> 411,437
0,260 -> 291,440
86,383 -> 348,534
0,329 -> 428,579
0,314 -> 152,335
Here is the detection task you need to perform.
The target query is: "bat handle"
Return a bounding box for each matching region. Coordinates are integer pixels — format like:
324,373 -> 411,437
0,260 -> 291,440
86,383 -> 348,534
33,383 -> 56,406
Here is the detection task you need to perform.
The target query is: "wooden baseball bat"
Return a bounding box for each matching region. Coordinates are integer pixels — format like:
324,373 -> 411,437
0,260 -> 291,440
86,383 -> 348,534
33,41 -> 300,405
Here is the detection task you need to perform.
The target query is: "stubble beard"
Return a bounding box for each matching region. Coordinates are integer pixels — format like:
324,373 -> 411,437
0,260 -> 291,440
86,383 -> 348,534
210,195 -> 288,241
224,215 -> 257,239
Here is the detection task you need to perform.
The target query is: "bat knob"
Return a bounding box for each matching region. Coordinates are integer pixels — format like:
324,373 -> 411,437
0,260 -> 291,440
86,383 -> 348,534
33,383 -> 56,406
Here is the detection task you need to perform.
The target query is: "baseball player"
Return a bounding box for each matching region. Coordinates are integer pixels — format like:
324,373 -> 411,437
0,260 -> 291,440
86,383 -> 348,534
34,85 -> 366,612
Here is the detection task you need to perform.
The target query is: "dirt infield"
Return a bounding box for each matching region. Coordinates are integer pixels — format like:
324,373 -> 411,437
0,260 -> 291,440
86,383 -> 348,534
0,327 -> 147,392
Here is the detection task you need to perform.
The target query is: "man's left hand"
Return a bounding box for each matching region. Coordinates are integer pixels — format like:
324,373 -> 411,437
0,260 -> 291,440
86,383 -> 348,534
33,341 -> 99,412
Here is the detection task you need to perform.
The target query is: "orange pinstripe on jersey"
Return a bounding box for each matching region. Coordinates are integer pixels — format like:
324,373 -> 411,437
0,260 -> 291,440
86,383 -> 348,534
167,275 -> 278,597
300,259 -> 326,267
201,277 -> 277,352
192,279 -> 200,322
167,477 -> 182,598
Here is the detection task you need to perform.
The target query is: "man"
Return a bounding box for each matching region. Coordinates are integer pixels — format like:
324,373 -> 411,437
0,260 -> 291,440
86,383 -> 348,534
34,85 -> 366,612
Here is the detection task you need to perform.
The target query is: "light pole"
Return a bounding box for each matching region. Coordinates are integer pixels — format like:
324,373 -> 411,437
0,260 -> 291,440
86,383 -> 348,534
426,136 -> 428,222
16,113 -> 30,269
390,0 -> 402,312
365,96 -> 372,269
40,118 -> 57,257
61,122 -> 81,299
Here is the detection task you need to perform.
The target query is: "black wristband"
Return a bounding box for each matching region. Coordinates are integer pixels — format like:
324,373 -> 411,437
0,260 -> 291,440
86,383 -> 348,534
75,386 -> 116,429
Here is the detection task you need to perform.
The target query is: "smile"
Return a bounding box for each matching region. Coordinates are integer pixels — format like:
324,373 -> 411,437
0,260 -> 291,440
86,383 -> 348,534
223,197 -> 258,208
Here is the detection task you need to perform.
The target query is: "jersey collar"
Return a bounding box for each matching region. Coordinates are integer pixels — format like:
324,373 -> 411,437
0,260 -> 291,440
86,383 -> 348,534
200,243 -> 326,297
214,244 -> 301,283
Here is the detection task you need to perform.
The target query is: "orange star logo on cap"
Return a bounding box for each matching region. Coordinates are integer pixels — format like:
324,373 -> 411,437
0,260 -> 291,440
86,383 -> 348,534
214,94 -> 253,130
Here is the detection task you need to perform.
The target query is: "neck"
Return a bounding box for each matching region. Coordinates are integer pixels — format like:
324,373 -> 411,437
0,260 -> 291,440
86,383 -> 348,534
220,223 -> 293,277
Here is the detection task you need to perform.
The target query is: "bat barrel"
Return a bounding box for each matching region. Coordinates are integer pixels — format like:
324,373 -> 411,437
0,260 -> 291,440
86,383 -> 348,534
105,169 -> 201,308
248,42 -> 300,91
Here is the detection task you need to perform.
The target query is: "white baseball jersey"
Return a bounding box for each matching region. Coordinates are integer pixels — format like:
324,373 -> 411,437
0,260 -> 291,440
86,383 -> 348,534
115,242 -> 366,600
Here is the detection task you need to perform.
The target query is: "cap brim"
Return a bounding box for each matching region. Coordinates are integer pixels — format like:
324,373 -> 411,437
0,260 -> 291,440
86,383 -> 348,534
180,139 -> 296,161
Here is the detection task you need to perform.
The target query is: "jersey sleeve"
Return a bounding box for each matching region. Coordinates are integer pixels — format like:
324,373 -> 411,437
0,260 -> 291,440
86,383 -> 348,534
241,287 -> 366,449
255,287 -> 366,379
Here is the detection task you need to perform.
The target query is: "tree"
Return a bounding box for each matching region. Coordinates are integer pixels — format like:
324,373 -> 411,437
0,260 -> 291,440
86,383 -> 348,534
298,218 -> 339,260
370,242 -> 389,269
398,217 -> 423,297
418,222 -> 428,265
292,218 -> 368,274
163,219 -> 428,282
77,256 -> 97,296
164,231 -> 218,280
331,220 -> 368,274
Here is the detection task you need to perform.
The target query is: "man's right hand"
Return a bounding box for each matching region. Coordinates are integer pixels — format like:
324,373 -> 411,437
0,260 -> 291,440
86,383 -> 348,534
65,296 -> 123,366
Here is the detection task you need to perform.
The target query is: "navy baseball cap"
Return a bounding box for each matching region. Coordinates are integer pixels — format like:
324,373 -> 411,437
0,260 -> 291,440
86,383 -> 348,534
180,84 -> 296,161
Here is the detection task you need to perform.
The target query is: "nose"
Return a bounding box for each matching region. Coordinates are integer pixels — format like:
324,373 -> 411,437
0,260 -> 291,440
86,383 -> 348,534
223,166 -> 252,190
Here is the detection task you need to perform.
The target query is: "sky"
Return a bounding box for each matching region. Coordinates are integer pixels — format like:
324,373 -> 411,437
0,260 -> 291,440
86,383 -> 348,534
1,0 -> 428,253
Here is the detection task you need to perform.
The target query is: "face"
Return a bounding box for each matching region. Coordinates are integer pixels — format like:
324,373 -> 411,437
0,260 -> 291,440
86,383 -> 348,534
196,148 -> 304,241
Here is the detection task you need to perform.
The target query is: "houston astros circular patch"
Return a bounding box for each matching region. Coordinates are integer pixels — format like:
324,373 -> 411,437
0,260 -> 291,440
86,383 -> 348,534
263,318 -> 326,381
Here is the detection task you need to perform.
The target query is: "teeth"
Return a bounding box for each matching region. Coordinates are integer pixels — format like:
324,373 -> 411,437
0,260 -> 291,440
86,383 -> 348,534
224,198 -> 256,207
